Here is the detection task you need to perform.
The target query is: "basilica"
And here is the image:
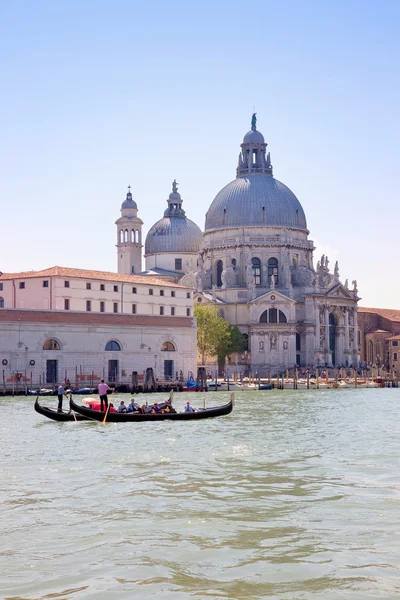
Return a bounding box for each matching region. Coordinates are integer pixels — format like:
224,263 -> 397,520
117,115 -> 360,373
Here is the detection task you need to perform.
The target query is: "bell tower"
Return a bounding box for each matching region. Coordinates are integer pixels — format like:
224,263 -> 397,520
115,186 -> 143,274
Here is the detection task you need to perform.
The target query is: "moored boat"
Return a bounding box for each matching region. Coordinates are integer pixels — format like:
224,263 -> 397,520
34,397 -> 90,422
70,394 -> 234,422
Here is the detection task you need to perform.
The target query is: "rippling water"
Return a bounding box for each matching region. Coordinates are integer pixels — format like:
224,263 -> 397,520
1,389 -> 400,599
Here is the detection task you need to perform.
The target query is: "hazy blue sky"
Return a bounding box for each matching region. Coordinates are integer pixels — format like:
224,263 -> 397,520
1,0 -> 399,308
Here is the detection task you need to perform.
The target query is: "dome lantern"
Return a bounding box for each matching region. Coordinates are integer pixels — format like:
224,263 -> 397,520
237,113 -> 273,178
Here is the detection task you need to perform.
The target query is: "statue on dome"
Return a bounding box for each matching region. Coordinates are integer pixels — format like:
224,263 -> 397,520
172,179 -> 179,194
251,113 -> 257,131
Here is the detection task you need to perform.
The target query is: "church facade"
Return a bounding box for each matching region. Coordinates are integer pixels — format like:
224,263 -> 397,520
133,115 -> 360,373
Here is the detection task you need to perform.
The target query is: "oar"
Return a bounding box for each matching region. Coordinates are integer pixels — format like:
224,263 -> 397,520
67,391 -> 78,422
102,401 -> 111,425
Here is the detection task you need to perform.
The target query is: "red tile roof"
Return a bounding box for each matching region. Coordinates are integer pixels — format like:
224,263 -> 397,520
358,306 -> 400,322
0,266 -> 188,288
388,335 -> 400,341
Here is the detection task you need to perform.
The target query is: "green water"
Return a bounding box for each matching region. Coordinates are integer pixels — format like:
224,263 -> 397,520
1,389 -> 400,599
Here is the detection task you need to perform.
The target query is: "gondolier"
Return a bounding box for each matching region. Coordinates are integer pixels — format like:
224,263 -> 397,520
98,379 -> 112,411
57,382 -> 66,412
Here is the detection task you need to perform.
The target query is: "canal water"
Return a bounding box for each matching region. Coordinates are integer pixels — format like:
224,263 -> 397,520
1,389 -> 400,599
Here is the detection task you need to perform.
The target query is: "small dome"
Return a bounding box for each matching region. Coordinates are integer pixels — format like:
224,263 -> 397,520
145,217 -> 202,254
168,191 -> 181,201
122,191 -> 137,210
205,175 -> 307,232
243,129 -> 265,144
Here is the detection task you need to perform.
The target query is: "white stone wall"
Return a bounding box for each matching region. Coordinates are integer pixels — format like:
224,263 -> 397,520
0,318 -> 197,386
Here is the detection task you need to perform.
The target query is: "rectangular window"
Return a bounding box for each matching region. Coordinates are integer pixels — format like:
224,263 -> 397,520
171,290 -> 175,297
160,290 -> 164,296
100,301 -> 105,312
186,292 -> 191,299
113,302 -> 118,313
19,282 -> 25,289
86,282 -> 91,290
132,287 -> 137,294
394,352 -> 398,361
171,306 -> 175,316
149,289 -> 153,296
100,284 -> 105,291
160,306 -> 164,315
175,258 -> 182,270
64,299 -> 70,310
132,304 -> 136,314
113,285 -> 118,292
186,308 -> 191,316
0,283 -> 3,291
64,281 -> 70,288
43,280 -> 49,288
393,341 -> 399,347
86,300 -> 91,312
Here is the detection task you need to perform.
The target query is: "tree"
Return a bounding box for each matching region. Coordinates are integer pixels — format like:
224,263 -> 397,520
216,324 -> 247,365
194,304 -> 230,364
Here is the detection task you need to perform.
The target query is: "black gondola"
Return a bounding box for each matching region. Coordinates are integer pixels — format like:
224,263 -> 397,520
34,397 -> 91,422
70,395 -> 234,422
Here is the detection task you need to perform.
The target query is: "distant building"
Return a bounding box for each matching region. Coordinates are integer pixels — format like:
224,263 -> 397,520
0,267 -> 196,385
358,307 -> 400,370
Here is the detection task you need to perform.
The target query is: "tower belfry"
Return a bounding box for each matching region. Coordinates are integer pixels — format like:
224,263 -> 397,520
115,186 -> 143,274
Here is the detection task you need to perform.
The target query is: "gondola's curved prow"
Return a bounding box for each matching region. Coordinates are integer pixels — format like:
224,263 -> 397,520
70,395 -> 233,422
34,397 -> 90,422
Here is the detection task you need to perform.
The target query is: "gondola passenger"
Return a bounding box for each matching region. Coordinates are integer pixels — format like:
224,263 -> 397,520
184,401 -> 195,412
117,400 -> 127,413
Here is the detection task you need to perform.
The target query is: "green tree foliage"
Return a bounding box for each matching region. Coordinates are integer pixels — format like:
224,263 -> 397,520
194,305 -> 247,364
194,304 -> 230,364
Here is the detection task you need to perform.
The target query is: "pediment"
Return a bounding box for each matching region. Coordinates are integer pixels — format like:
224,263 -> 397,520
250,290 -> 296,305
326,283 -> 353,299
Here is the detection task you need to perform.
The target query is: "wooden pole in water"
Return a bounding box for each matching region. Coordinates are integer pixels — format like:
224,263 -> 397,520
2,370 -> 5,395
316,368 -> 319,389
306,370 -> 309,389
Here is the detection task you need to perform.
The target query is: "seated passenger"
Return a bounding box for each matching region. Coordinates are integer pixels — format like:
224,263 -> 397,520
109,403 -> 116,413
184,401 -> 195,412
151,402 -> 161,413
127,399 -> 139,412
117,400 -> 127,413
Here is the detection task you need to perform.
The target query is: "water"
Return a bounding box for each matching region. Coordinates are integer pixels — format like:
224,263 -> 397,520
1,389 -> 400,599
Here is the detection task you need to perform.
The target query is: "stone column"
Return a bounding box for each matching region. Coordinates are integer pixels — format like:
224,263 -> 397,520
325,307 -> 330,351
315,302 -> 320,350
344,307 -> 349,350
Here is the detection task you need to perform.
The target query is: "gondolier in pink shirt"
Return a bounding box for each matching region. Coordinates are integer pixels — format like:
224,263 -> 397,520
98,379 -> 112,411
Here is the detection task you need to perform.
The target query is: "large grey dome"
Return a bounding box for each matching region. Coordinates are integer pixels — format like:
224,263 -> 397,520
145,216 -> 202,254
205,175 -> 307,232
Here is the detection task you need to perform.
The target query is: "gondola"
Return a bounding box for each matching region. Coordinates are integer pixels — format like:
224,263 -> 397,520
34,397 -> 90,422
70,394 -> 234,422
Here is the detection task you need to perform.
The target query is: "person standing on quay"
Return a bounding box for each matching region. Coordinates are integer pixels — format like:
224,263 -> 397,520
98,379 -> 112,411
57,381 -> 66,413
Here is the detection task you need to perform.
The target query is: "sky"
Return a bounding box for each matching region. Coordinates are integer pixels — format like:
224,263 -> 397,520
1,0 -> 399,308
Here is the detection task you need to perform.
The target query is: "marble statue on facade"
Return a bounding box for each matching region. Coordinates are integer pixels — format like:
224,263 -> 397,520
270,274 -> 275,289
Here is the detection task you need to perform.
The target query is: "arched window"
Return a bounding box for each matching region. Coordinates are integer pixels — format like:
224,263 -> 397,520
0,297 -> 4,308
268,258 -> 279,285
119,230 -> 124,244
131,229 -> 135,243
125,229 -> 129,242
368,340 -> 374,363
279,310 -> 287,323
260,310 -> 268,323
43,339 -> 61,350
161,341 -> 175,351
260,309 -> 287,323
242,333 -> 249,350
216,260 -> 223,287
105,340 -> 121,351
252,257 -> 261,285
